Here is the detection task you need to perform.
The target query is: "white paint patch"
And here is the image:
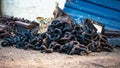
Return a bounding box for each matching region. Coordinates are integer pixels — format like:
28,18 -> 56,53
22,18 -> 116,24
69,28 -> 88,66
1,0 -> 66,21
93,24 -> 103,33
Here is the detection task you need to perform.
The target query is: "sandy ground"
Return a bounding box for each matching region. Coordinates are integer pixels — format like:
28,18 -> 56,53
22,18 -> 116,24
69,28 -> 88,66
0,41 -> 120,68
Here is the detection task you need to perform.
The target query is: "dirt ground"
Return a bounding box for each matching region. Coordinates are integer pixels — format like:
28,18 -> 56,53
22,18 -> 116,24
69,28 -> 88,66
0,41 -> 120,68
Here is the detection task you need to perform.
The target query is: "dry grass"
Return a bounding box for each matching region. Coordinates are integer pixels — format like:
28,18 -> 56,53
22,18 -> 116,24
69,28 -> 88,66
38,23 -> 49,33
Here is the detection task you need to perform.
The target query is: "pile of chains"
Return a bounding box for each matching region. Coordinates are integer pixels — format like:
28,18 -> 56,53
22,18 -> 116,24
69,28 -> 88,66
0,16 -> 114,55
43,19 -> 114,55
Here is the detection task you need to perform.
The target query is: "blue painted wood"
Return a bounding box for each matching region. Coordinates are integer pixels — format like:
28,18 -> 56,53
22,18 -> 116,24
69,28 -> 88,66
63,0 -> 120,31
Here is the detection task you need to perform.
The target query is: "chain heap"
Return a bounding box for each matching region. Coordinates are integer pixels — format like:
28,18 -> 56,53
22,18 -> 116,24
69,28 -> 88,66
44,19 -> 114,55
0,16 -> 114,55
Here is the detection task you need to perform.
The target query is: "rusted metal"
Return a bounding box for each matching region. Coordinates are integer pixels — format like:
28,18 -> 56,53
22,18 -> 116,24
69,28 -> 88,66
104,30 -> 120,37
0,14 -> 114,55
15,21 -> 35,30
0,24 -> 10,38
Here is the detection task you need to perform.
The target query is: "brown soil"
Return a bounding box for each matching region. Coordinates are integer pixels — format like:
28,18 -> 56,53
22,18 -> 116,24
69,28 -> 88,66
0,41 -> 120,68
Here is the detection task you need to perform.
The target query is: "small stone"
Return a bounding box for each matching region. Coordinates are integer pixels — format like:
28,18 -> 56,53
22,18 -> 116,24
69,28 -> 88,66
11,59 -> 14,61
